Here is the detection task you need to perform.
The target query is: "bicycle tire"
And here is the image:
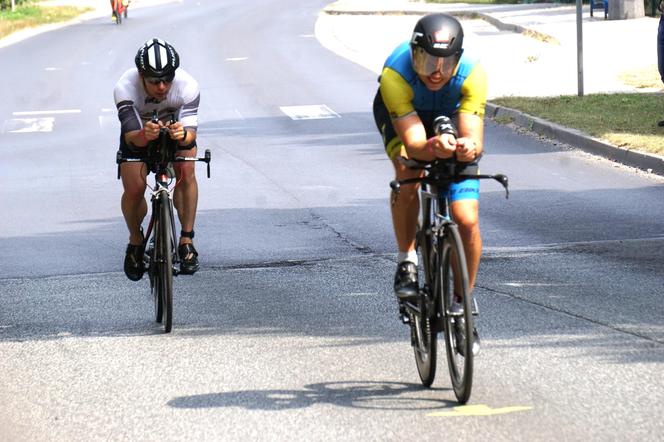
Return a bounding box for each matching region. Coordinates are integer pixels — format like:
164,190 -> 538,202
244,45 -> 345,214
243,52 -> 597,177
413,194 -> 437,386
441,224 -> 473,403
150,231 -> 163,323
156,191 -> 173,333
413,293 -> 437,386
115,9 -> 122,24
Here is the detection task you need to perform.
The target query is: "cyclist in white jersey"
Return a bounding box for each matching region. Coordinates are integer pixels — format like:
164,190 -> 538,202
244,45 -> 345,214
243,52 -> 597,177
114,38 -> 201,280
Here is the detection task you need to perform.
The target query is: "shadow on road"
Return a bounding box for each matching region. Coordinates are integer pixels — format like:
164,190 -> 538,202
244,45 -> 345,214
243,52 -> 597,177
168,380 -> 456,411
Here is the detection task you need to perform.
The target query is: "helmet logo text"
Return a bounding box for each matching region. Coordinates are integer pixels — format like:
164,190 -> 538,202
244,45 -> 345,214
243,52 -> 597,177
432,30 -> 451,49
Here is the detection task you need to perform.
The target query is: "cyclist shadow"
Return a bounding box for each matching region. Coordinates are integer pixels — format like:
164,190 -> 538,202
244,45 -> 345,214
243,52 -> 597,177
168,380 -> 457,411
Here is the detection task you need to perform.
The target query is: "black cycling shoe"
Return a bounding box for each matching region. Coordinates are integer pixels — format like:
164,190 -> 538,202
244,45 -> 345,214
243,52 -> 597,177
453,316 -> 481,357
124,242 -> 145,281
178,243 -> 199,275
394,261 -> 418,301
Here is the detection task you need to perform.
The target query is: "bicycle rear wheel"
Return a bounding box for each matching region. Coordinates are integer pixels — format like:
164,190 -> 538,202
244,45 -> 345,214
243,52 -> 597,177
149,233 -> 163,324
413,195 -> 437,386
413,294 -> 437,386
155,192 -> 173,333
441,224 -> 473,403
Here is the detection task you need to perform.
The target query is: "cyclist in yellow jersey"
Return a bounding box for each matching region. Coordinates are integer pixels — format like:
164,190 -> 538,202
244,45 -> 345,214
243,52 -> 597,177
372,14 -> 487,321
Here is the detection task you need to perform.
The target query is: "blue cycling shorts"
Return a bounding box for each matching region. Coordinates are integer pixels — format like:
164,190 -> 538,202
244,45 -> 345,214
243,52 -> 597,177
445,179 -> 480,202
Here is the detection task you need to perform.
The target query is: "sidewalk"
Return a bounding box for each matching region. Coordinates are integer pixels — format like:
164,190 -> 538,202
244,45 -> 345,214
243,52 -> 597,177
317,0 -> 664,175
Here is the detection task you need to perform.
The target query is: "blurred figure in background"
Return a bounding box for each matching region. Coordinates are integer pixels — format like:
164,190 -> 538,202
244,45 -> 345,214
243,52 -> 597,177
658,0 -> 664,126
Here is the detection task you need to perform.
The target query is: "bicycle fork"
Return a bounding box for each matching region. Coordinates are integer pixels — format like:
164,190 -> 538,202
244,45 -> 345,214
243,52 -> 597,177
146,184 -> 179,276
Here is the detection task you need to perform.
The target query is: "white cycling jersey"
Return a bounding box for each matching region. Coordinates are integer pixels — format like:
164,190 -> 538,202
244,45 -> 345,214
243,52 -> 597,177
113,68 -> 200,134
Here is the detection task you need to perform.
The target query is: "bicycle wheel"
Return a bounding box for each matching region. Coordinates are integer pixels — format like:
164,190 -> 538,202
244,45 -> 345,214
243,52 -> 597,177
149,230 -> 163,324
155,192 -> 173,333
413,195 -> 437,386
440,224 -> 473,403
413,292 -> 437,386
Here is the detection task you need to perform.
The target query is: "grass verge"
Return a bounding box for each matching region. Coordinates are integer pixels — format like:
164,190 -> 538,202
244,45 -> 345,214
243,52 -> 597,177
0,4 -> 92,40
491,92 -> 664,156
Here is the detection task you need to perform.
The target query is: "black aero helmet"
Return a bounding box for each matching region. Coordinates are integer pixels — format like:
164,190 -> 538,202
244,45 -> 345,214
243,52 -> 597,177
135,38 -> 180,78
410,13 -> 464,57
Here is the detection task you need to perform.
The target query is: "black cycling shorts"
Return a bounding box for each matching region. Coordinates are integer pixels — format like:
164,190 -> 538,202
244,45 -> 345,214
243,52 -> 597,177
118,133 -> 196,160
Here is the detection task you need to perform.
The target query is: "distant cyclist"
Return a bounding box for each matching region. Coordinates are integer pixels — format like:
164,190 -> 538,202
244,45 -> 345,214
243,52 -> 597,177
109,0 -> 129,22
658,0 -> 664,126
372,14 -> 487,321
114,38 -> 201,280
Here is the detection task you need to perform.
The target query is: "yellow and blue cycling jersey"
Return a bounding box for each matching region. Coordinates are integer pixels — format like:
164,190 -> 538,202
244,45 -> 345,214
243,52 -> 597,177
379,41 -> 487,123
372,41 -> 487,201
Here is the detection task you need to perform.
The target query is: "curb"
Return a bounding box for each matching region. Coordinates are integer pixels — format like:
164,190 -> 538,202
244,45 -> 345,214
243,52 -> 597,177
486,103 -> 664,175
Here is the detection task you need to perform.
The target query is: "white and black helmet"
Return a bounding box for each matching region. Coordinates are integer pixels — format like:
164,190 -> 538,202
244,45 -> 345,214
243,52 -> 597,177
135,38 -> 180,78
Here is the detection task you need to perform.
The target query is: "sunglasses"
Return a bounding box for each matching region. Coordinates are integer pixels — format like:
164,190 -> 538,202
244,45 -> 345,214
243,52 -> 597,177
144,73 -> 175,85
411,47 -> 460,77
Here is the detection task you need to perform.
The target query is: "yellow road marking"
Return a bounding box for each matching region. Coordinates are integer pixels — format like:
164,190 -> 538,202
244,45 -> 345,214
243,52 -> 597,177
428,404 -> 533,417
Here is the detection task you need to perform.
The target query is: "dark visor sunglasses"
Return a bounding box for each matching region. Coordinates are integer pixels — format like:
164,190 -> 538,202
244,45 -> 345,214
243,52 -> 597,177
144,73 -> 175,85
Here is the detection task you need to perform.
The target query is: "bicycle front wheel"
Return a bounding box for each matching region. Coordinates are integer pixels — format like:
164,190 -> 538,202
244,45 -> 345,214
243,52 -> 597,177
440,224 -> 473,403
155,192 -> 173,333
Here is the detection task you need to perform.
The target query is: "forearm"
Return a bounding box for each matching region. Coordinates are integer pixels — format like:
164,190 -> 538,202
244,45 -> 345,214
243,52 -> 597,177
125,129 -> 149,147
178,127 -> 196,147
457,113 -> 484,157
394,114 -> 436,161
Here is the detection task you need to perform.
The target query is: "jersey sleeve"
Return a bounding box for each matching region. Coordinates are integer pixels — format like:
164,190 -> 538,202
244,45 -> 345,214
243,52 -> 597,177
379,67 -> 416,120
113,77 -> 142,134
178,75 -> 200,129
458,63 -> 487,118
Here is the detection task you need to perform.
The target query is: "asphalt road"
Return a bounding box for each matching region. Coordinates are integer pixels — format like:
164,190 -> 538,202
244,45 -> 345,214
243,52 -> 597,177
0,0 -> 663,440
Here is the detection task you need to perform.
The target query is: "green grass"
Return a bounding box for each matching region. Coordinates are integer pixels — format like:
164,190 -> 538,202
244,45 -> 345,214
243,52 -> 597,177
492,93 -> 664,155
0,4 -> 91,40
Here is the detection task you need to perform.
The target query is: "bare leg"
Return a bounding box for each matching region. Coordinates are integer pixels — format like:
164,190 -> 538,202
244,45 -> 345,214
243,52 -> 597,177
390,152 -> 423,255
173,147 -> 198,249
450,199 -> 481,292
120,162 -> 148,245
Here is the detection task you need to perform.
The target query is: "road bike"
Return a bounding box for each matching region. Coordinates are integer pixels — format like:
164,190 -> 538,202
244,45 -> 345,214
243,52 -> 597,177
116,113 -> 211,333
389,128 -> 508,403
112,0 -> 129,24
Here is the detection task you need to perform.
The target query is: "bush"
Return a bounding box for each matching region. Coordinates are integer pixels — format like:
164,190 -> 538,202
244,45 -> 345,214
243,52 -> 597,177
0,0 -> 30,10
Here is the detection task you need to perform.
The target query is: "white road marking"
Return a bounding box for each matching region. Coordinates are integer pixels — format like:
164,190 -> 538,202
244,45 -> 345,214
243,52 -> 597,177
45,67 -> 62,71
280,104 -> 340,120
13,109 -> 81,116
4,118 -> 55,133
226,57 -> 248,61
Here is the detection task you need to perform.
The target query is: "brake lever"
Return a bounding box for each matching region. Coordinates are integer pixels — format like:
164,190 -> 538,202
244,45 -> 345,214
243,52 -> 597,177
205,149 -> 211,178
116,150 -> 123,180
494,174 -> 509,199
